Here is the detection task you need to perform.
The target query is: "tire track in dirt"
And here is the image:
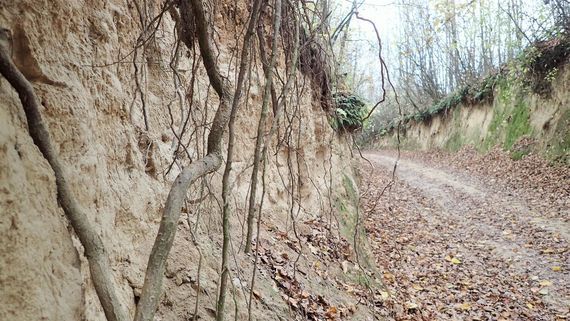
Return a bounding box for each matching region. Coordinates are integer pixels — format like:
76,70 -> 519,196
362,151 -> 569,320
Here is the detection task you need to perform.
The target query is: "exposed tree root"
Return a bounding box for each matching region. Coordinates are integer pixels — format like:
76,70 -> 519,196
244,0 -> 283,253
217,0 -> 263,319
0,28 -> 128,321
134,0 -> 234,320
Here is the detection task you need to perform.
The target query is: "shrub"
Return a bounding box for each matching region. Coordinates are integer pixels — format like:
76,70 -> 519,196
331,92 -> 368,132
470,73 -> 502,103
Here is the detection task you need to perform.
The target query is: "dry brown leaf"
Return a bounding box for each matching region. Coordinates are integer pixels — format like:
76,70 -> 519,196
325,306 -> 338,318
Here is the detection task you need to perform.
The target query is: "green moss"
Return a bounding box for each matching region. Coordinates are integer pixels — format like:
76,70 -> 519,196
497,77 -> 513,102
466,124 -> 483,147
333,174 -> 375,269
336,198 -> 358,246
483,79 -> 530,151
510,149 -> 530,160
444,131 -> 463,152
336,175 -> 391,293
546,109 -> 570,164
482,77 -> 532,151
342,174 -> 357,201
452,105 -> 462,122
483,104 -> 506,150
504,99 -> 532,149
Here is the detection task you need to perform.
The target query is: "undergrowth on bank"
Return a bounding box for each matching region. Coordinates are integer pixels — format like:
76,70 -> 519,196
380,34 -> 569,134
331,92 -> 368,133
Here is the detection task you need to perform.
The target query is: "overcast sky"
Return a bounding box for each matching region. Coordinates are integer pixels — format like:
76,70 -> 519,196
330,0 -> 401,102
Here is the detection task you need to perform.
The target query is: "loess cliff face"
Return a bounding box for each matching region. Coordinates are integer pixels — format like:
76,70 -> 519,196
0,1 -> 363,320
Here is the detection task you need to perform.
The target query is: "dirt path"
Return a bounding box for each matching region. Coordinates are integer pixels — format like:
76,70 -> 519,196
361,150 -> 569,320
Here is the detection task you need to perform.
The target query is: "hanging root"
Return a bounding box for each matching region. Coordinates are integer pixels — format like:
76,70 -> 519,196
217,0 -> 263,318
298,28 -> 333,112
134,0 -> 234,319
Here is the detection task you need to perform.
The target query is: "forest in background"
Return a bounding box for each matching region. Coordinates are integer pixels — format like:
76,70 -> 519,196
1,0 -> 569,320
325,0 -> 569,138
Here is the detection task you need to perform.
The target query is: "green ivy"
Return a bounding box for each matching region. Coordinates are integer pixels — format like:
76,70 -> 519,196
331,92 -> 368,132
471,73 -> 501,103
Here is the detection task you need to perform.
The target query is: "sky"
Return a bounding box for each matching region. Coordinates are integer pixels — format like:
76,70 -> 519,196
332,0 -> 400,57
330,0 -> 402,102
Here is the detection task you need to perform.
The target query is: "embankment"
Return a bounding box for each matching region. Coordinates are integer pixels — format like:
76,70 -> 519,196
0,2 -> 373,321
376,64 -> 569,163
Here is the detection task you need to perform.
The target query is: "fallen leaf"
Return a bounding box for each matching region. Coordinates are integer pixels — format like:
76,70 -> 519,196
526,303 -> 534,310
551,266 -> 561,272
445,255 -> 462,264
539,280 -> 552,287
325,306 -> 338,318
313,261 -> 321,269
539,288 -> 549,295
457,302 -> 471,311
383,272 -> 396,283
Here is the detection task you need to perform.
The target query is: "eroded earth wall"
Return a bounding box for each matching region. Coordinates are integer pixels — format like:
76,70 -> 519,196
377,66 -> 570,163
0,1 -> 364,320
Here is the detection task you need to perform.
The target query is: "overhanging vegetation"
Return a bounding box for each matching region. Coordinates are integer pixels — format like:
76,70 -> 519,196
380,34 -> 570,134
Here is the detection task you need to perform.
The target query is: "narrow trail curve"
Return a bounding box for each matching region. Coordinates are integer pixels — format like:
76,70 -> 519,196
361,150 -> 569,320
